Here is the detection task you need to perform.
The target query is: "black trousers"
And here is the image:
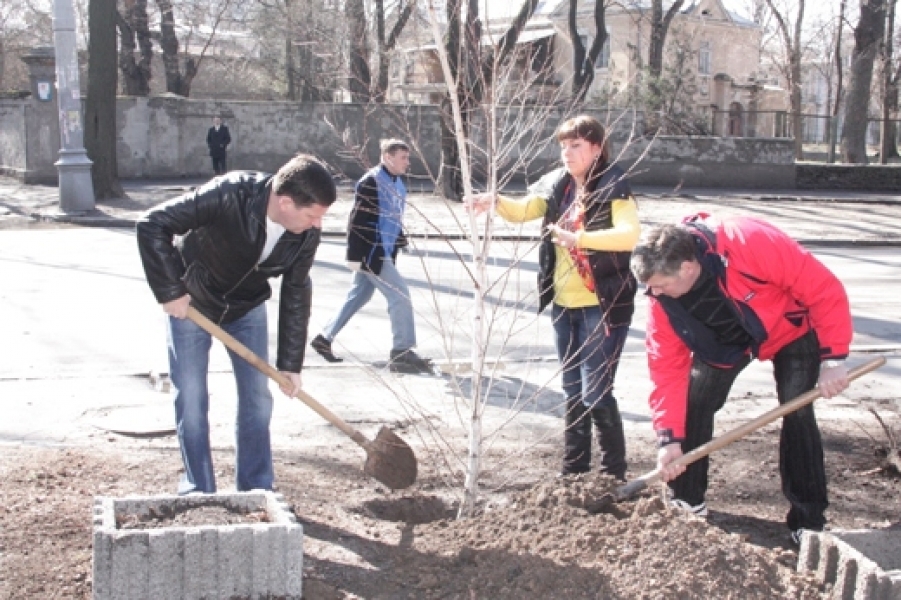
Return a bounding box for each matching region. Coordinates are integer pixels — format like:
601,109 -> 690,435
670,330 -> 828,531
212,154 -> 228,175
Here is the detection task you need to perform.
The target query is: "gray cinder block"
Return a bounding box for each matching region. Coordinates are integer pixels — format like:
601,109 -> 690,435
797,529 -> 901,600
92,491 -> 302,599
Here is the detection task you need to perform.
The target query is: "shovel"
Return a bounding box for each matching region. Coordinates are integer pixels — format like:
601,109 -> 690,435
604,356 -> 886,508
186,306 -> 417,490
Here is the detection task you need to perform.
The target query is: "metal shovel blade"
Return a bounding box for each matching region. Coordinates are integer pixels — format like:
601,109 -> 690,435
364,426 -> 418,490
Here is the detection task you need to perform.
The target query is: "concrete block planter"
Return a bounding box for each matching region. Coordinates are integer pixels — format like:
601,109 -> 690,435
92,491 -> 302,599
797,529 -> 901,600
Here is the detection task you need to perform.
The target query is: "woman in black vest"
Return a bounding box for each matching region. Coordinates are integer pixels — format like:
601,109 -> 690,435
466,115 -> 640,479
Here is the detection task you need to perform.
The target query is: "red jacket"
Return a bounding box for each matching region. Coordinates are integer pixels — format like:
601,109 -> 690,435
645,215 -> 852,439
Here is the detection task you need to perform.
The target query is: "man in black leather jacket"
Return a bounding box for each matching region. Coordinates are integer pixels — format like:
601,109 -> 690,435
137,154 -> 337,494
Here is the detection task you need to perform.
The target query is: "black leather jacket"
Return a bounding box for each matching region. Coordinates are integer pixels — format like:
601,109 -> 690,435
136,172 -> 320,372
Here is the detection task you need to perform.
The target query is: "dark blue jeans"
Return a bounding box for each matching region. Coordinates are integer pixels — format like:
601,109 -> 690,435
670,329 -> 828,531
552,304 -> 630,478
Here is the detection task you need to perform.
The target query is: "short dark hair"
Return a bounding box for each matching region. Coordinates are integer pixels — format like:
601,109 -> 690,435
380,138 -> 410,155
556,115 -> 610,166
272,154 -> 337,208
630,225 -> 697,282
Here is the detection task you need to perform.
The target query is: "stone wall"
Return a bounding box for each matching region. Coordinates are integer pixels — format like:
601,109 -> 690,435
797,163 -> 901,191
0,96 -> 797,188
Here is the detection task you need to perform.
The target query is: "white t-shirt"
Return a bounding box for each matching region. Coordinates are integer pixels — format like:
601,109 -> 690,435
259,216 -> 286,263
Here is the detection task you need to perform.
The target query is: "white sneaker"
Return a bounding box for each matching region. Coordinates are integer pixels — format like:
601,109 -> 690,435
669,499 -> 708,517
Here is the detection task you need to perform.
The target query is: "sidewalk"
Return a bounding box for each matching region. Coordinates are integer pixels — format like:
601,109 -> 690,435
2,175 -> 901,245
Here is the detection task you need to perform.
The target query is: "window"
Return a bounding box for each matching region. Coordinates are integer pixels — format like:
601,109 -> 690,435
597,34 -> 611,69
578,33 -> 611,70
699,41 -> 711,75
700,77 -> 709,96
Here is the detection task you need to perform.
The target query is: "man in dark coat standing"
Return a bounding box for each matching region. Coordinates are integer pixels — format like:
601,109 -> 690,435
207,116 -> 232,175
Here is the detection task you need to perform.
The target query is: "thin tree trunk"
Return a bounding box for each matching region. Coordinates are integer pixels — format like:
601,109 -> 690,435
880,0 -> 898,162
346,0 -> 371,102
841,0 -> 887,163
117,0 -> 152,96
828,0 -> 847,163
567,0 -> 607,102
427,0 -> 483,519
85,0 -> 125,199
156,0 -> 197,97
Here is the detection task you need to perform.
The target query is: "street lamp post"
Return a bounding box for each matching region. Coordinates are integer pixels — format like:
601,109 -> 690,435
52,0 -> 95,213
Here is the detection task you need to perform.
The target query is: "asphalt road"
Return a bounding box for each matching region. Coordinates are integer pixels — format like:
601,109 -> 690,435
1,227 -> 899,450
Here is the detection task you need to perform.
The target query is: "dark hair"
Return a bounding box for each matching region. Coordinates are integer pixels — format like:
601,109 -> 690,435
380,138 -> 410,155
272,154 -> 337,208
630,225 -> 697,282
556,115 -> 610,166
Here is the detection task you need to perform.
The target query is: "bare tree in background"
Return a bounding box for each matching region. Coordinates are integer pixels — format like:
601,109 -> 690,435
842,0 -> 887,163
645,0 -> 685,124
648,0 -> 685,80
879,0 -> 899,162
436,0 -> 540,201
0,0 -> 52,92
117,0 -> 153,96
155,0 -> 235,97
764,0 -> 806,160
828,0 -> 847,163
373,0 -> 415,102
85,0 -> 125,199
346,0 -> 371,102
568,0 -> 608,102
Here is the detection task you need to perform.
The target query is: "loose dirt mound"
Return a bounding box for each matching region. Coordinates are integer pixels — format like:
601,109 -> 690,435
384,474 -> 824,599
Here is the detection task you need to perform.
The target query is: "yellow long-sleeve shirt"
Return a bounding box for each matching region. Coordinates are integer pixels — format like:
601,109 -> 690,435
496,193 -> 640,308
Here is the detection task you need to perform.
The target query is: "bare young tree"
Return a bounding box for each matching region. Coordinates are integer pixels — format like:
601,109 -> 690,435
85,0 -> 125,199
842,0 -> 887,163
764,0 -> 806,160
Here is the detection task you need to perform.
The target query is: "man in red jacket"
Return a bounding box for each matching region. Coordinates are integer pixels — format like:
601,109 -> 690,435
630,214 -> 852,545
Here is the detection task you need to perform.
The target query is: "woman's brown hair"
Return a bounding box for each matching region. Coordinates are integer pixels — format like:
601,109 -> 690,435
556,115 -> 610,166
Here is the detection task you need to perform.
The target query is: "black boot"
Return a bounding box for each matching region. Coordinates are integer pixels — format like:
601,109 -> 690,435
562,396 -> 592,474
592,403 -> 627,481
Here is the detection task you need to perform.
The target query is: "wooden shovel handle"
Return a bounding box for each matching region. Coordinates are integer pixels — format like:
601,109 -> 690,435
186,306 -> 370,449
617,356 -> 886,499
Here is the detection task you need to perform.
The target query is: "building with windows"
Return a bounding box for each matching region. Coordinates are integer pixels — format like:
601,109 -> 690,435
392,0 -> 784,137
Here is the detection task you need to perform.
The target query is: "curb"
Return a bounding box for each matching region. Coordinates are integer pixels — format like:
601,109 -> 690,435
13,211 -> 901,248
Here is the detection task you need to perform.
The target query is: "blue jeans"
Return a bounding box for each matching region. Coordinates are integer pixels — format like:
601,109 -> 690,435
670,330 -> 827,531
321,259 -> 416,352
168,303 -> 274,494
551,304 -> 630,477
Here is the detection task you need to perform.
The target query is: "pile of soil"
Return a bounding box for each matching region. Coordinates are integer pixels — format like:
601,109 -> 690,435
390,475 -> 822,599
1,417 -> 898,599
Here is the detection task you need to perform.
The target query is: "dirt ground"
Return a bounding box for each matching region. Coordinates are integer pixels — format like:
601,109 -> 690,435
1,398 -> 899,600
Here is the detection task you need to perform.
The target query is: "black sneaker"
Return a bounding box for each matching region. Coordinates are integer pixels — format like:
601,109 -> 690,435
311,335 -> 343,363
790,528 -> 821,548
389,349 -> 434,374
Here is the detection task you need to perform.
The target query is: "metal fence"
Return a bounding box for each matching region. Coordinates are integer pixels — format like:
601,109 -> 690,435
709,109 -> 901,147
